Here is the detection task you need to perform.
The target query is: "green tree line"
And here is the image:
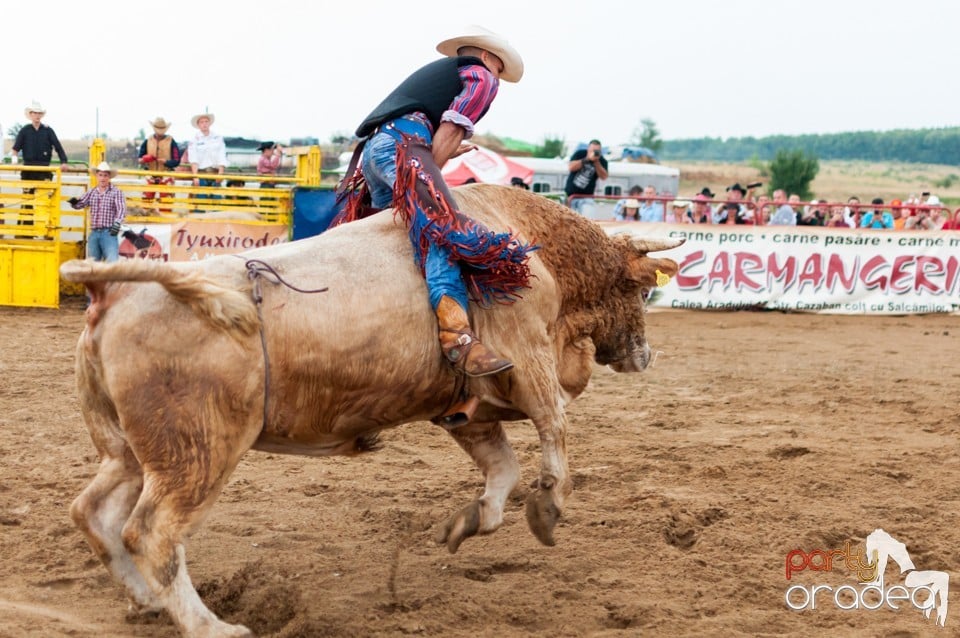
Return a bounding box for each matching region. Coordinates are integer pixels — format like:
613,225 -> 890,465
660,127 -> 960,164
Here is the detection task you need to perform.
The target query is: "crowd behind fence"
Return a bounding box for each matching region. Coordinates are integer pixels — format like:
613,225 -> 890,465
568,194 -> 960,230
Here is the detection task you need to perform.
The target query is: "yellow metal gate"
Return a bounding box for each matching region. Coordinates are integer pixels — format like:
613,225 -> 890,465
0,165 -> 64,308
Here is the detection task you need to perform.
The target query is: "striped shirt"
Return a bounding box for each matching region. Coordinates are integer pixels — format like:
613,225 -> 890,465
74,184 -> 126,229
439,64 -> 500,139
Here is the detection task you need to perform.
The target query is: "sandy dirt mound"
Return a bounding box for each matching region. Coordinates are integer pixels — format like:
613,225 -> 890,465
0,298 -> 957,637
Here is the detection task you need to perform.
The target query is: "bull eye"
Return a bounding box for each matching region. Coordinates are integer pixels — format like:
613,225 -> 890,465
641,287 -> 653,302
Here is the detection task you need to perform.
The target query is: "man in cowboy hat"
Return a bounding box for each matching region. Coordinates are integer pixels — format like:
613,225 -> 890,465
256,141 -> 283,189
188,112 -> 227,200
11,101 -> 68,178
335,26 -> 534,382
68,162 -> 126,262
10,101 -> 69,232
138,117 -> 182,212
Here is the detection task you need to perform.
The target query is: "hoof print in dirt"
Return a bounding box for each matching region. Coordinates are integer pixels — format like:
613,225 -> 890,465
663,507 -> 727,550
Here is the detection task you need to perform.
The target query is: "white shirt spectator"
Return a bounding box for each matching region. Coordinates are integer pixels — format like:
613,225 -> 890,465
189,132 -> 227,170
769,204 -> 797,226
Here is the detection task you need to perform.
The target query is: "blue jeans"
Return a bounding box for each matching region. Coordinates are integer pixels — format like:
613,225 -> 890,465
361,117 -> 468,311
88,228 -> 119,262
197,177 -> 222,201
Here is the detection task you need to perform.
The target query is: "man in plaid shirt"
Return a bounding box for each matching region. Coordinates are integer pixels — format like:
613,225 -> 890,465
70,161 -> 126,262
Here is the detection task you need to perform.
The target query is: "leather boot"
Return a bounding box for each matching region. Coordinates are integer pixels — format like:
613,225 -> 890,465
436,296 -> 513,377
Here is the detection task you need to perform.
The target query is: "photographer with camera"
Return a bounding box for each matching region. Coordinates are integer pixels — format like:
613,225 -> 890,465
860,197 -> 894,230
564,139 -> 608,213
904,195 -> 945,230
68,161 -> 126,262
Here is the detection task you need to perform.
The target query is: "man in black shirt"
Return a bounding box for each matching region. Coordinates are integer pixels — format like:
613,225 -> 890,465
12,101 -> 68,183
564,139 -> 608,213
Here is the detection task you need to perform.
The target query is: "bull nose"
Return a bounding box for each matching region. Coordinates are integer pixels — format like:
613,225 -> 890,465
638,341 -> 652,369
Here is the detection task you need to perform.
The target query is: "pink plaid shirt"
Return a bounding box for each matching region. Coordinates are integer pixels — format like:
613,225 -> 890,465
74,184 -> 126,229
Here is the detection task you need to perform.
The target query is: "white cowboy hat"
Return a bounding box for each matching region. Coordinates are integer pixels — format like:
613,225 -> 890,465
191,112 -> 215,128
436,26 -> 524,83
149,116 -> 172,130
24,101 -> 46,117
91,161 -> 118,177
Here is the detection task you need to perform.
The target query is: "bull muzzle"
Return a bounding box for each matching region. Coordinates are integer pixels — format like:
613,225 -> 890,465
608,340 -> 652,373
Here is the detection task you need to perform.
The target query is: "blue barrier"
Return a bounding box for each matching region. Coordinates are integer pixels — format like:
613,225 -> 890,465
292,187 -> 339,239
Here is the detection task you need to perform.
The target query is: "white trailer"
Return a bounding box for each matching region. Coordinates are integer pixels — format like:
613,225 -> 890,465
510,156 -> 680,198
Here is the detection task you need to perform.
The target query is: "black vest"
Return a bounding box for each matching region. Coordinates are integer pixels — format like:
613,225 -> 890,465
356,56 -> 487,138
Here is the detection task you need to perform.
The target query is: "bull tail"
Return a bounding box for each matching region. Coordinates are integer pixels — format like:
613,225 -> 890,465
60,259 -> 259,336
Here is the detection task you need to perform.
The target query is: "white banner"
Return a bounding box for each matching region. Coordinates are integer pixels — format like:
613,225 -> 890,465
601,222 -> 960,315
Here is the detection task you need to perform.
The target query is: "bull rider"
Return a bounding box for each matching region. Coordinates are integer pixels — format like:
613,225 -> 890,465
335,26 -> 535,378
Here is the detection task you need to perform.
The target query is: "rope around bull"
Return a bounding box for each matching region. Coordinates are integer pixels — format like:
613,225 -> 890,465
239,258 -> 329,430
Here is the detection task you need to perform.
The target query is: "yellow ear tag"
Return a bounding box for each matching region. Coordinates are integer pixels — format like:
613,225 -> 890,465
655,269 -> 671,287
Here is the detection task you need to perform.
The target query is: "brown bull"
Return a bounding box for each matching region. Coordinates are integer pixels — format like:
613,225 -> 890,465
60,185 -> 681,637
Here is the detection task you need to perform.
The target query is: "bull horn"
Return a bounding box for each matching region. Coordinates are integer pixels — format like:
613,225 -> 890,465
631,237 -> 685,253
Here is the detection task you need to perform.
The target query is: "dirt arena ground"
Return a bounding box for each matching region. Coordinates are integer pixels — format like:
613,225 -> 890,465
0,299 -> 957,637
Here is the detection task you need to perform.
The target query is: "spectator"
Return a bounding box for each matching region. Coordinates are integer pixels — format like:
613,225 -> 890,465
667,200 -> 691,224
224,179 -> 254,205
825,204 -> 851,228
189,112 -> 227,199
843,196 -> 862,227
638,185 -> 665,222
687,193 -> 713,223
612,185 -> 643,219
334,25 -> 532,378
68,162 -> 126,262
11,101 -> 68,183
787,194 -> 803,223
860,198 -> 894,229
615,198 -> 641,221
138,117 -> 181,211
564,139 -> 608,212
755,194 -> 771,224
716,183 -> 750,224
940,209 -> 960,230
741,200 -> 758,225
798,199 -> 827,226
904,195 -> 945,230
256,141 -> 283,189
890,199 -> 906,229
768,189 -> 797,226
509,176 -> 529,190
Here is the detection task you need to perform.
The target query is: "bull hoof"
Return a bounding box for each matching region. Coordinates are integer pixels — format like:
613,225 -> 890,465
194,619 -> 254,638
525,490 -> 560,547
435,501 -> 481,554
124,605 -> 166,625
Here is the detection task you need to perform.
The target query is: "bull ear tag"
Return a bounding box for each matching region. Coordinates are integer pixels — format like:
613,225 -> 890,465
655,269 -> 671,287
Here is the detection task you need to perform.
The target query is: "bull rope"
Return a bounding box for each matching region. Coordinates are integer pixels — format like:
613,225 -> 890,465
240,258 -> 329,431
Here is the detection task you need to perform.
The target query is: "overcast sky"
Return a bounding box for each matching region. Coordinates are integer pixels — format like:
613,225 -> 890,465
4,0 -> 958,151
